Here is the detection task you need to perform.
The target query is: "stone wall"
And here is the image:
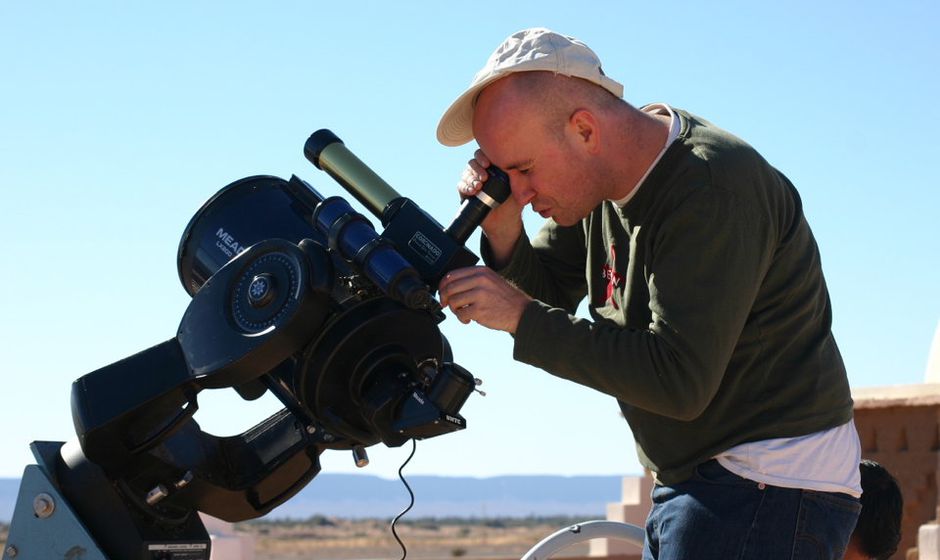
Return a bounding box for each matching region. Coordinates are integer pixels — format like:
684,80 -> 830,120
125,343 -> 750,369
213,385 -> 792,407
588,475 -> 650,558
853,384 -> 940,560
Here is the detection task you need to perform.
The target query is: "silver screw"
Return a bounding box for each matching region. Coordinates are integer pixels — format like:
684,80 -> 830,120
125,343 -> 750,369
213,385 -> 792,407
6,545 -> 18,557
174,471 -> 194,490
352,445 -> 369,468
33,493 -> 55,519
145,484 -> 169,506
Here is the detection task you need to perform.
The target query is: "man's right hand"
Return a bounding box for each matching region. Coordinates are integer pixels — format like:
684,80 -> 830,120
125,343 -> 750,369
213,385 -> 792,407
457,149 -> 524,267
438,266 -> 532,334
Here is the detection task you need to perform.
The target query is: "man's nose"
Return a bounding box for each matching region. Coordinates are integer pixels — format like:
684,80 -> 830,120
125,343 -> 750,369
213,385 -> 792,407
511,181 -> 536,206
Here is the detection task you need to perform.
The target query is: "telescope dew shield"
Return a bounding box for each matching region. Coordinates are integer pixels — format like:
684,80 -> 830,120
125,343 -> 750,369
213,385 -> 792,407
177,175 -> 325,296
304,130 -> 402,220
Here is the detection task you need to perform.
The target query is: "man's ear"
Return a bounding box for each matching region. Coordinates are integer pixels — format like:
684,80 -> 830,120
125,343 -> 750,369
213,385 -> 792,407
569,109 -> 600,152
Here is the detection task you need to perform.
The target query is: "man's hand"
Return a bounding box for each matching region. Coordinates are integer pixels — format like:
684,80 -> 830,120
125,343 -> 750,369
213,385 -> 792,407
457,149 -> 524,267
438,266 -> 532,334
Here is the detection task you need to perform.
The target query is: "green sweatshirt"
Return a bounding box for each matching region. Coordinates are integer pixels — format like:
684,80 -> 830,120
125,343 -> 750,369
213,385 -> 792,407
484,109 -> 853,485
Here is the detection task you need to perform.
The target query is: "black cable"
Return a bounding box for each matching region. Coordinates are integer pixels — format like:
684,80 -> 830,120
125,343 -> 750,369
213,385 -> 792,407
390,438 -> 417,560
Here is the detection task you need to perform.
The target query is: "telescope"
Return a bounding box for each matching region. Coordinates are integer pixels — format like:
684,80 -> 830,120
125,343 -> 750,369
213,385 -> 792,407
4,130 -> 511,560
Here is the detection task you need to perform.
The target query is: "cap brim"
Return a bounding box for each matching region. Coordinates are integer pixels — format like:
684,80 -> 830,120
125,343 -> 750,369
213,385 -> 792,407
436,74 -> 503,147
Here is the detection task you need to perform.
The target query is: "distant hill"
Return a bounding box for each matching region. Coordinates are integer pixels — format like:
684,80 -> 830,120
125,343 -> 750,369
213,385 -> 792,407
0,473 -> 623,522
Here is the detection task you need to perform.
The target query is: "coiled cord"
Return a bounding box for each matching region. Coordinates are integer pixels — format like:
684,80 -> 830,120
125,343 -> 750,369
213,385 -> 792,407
390,438 -> 417,560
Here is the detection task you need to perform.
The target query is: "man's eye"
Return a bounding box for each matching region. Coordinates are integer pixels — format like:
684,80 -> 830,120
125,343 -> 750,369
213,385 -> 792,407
519,168 -> 532,176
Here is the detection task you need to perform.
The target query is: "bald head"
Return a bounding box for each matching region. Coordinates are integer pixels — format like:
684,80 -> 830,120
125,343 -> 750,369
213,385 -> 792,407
475,71 -> 626,140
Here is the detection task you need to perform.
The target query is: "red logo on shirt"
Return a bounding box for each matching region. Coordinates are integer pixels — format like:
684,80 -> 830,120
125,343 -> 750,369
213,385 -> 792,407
601,245 -> 622,309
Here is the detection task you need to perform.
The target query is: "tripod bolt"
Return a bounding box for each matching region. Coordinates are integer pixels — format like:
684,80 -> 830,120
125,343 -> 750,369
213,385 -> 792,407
32,493 -> 55,519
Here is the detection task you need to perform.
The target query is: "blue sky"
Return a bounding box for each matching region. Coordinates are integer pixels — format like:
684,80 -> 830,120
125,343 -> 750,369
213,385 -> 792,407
1,1 -> 938,486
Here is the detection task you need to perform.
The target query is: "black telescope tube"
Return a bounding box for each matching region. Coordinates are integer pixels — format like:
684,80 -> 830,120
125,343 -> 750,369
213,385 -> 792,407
312,196 -> 434,310
304,130 -> 402,220
444,166 -> 512,245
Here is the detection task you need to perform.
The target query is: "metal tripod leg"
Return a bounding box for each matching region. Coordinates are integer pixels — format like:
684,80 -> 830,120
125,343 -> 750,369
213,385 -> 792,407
4,451 -> 108,560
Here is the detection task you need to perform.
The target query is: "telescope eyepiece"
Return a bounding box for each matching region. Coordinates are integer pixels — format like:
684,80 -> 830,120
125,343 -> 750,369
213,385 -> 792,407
444,166 -> 512,245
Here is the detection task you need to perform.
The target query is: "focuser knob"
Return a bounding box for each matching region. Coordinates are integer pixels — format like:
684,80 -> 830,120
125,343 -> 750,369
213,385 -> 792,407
248,273 -> 277,308
231,251 -> 300,334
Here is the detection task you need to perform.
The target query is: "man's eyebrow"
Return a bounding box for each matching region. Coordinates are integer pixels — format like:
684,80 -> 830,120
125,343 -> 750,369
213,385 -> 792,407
502,158 -> 533,171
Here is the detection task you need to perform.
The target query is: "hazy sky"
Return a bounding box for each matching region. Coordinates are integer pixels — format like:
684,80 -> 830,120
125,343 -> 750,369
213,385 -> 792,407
1,1 -> 938,489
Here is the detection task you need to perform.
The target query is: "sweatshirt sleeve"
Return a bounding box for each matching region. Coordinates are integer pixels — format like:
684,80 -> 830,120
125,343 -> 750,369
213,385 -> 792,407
512,186 -> 771,421
481,220 -> 588,314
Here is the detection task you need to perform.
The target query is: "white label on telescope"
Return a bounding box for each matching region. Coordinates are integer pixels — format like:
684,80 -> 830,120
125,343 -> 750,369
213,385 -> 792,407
147,542 -> 209,559
408,231 -> 442,265
147,543 -> 208,550
215,227 -> 246,258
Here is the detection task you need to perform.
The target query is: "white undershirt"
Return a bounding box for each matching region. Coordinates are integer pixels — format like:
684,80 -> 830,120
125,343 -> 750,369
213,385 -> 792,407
618,103 -> 862,497
715,421 -> 862,497
611,103 -> 680,207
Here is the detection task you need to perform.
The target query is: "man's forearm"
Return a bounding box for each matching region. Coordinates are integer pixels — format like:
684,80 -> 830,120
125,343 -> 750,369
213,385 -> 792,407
481,221 -> 523,269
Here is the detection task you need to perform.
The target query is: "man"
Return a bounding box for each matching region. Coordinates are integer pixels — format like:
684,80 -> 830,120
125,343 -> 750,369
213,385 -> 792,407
845,460 -> 903,560
436,28 -> 862,559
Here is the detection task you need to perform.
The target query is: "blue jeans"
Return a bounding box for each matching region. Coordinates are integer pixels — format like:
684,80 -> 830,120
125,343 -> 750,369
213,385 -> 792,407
643,460 -> 861,560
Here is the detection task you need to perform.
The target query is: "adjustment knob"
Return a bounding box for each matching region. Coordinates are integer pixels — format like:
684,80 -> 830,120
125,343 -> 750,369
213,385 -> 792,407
230,251 -> 300,333
247,273 -> 276,308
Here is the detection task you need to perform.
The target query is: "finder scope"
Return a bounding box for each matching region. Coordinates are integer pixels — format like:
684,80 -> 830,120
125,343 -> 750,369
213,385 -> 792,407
303,129 -> 511,290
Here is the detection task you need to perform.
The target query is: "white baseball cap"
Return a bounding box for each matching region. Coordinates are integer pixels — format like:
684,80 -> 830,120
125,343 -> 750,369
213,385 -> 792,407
436,27 -> 624,147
